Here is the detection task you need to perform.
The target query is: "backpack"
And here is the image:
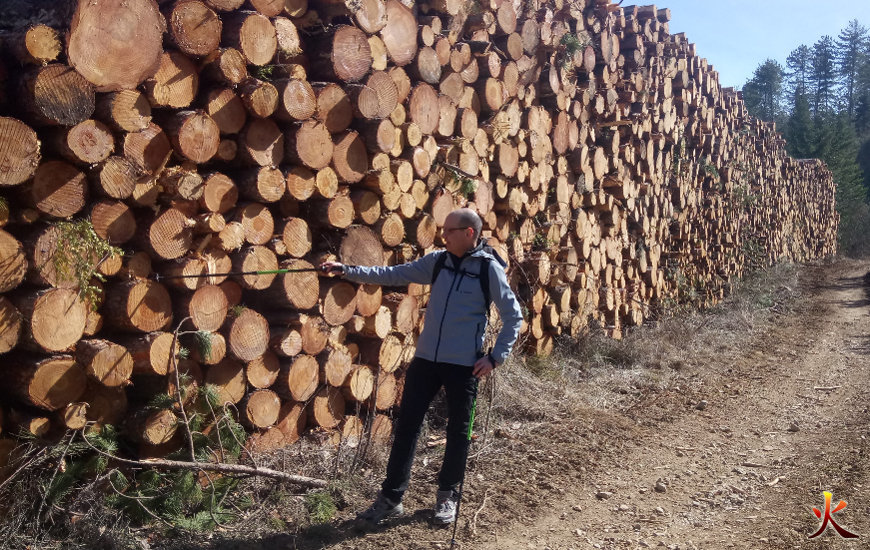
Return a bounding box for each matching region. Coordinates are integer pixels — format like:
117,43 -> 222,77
430,246 -> 506,307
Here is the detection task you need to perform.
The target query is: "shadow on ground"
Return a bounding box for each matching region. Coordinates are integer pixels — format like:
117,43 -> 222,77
164,508 -> 445,550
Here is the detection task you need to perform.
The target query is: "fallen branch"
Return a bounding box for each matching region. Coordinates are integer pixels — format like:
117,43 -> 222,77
81,432 -> 327,488
813,385 -> 841,391
137,457 -> 327,488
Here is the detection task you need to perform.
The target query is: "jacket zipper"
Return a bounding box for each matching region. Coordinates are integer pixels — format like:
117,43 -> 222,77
433,258 -> 460,363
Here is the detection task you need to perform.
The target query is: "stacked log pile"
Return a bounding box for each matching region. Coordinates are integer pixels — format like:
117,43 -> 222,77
0,0 -> 837,460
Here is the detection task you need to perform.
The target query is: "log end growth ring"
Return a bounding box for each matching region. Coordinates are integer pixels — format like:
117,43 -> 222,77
67,0 -> 166,92
332,26 -> 373,83
32,288 -> 87,352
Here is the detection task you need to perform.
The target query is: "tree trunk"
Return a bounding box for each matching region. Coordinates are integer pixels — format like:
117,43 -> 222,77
0,297 -> 22,355
19,63 -> 95,126
124,122 -> 171,176
75,338 -> 134,388
238,118 -> 284,167
67,0 -> 165,92
24,160 -> 88,218
246,350 -> 280,388
95,90 -> 152,132
309,386 -> 344,429
53,119 -> 114,165
200,172 -> 238,213
286,120 -> 334,170
340,225 -> 385,267
14,288 -> 87,353
321,281 -> 358,326
275,401 -> 305,444
202,48 -> 248,85
275,79 -> 316,122
309,25 -> 372,83
276,354 -> 318,401
0,229 -> 28,293
332,131 -> 369,184
342,365 -> 374,402
105,280 -> 173,333
238,166 -> 285,203
222,11 -> 277,66
353,284 -> 382,318
226,308 -> 269,361
117,331 -> 178,376
241,389 -> 280,428
166,0 -> 223,57
164,110 -> 220,164
128,408 -> 178,446
204,357 -> 247,405
322,347 -> 353,387
0,117 -> 41,186
234,202 -> 274,245
189,330 -> 226,365
381,0 -> 417,67
270,327 -> 302,358
9,24 -> 62,65
231,245 -> 278,290
280,217 -> 312,257
370,413 -> 392,443
4,354 -> 87,411
144,52 -> 199,109
91,156 -> 140,200
372,371 -> 397,410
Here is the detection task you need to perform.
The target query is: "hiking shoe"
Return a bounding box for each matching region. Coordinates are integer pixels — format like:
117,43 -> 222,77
357,492 -> 403,524
433,489 -> 458,525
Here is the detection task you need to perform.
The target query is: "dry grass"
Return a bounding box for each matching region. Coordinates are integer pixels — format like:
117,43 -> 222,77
491,261 -> 802,418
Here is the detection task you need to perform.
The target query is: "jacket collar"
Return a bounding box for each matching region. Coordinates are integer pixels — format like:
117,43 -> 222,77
447,240 -> 505,268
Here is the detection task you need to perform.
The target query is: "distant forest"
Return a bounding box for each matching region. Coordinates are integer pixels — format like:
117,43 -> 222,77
740,20 -> 870,255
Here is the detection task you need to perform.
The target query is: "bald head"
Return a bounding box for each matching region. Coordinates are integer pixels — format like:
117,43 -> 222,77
449,208 -> 483,240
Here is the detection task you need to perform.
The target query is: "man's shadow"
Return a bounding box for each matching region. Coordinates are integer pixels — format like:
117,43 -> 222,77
202,507 -> 446,550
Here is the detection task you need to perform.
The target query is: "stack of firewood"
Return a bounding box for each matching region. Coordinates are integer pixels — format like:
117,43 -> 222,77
0,0 -> 837,462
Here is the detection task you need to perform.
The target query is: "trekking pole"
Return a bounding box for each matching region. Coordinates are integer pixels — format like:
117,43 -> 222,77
152,265 -> 336,282
450,379 -> 479,550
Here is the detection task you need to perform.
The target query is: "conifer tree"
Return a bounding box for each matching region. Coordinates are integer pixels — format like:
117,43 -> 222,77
810,36 -> 838,116
785,90 -> 815,159
835,20 -> 868,119
742,59 -> 785,122
785,45 -> 812,105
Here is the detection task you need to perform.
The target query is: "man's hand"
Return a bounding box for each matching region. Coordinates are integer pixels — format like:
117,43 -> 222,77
320,261 -> 346,276
472,355 -> 496,378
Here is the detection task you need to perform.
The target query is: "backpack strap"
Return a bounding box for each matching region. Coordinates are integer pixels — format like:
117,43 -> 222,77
478,257 -> 492,307
430,250 -> 448,285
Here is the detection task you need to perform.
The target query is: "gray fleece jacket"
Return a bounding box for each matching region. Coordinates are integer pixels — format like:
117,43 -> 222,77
343,244 -> 523,367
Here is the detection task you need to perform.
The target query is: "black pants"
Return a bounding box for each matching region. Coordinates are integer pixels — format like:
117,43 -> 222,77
381,357 -> 478,503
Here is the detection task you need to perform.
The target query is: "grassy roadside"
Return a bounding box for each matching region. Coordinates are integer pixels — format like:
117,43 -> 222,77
0,260 -> 814,549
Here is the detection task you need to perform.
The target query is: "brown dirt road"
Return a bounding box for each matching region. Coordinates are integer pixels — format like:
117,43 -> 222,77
470,260 -> 870,550
200,259 -> 870,550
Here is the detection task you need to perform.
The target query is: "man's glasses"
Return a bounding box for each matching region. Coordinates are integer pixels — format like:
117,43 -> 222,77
442,226 -> 470,234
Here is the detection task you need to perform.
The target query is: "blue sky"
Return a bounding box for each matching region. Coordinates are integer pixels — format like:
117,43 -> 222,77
657,1 -> 870,89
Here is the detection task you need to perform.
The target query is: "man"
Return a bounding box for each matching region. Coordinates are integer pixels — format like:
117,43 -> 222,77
321,208 -> 523,525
